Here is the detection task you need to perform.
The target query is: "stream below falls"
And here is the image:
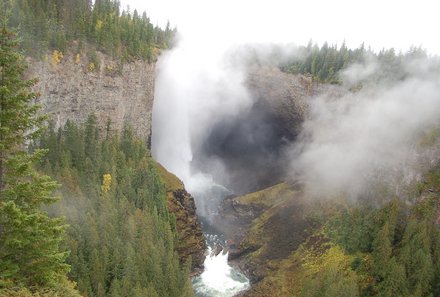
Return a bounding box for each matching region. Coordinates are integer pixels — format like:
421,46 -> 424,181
189,181 -> 250,297
192,236 -> 250,297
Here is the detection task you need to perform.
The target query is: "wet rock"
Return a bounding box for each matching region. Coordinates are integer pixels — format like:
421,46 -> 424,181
156,163 -> 207,275
170,189 -> 206,274
212,243 -> 225,257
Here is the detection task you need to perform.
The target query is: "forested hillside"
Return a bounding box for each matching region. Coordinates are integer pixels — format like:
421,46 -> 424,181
37,117 -> 194,297
232,176 -> 440,297
5,0 -> 174,61
280,42 -> 429,84
0,27 -> 193,296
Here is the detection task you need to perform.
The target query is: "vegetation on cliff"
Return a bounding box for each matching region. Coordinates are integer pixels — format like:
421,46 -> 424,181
0,25 -> 193,296
235,173 -> 440,297
37,116 -> 194,296
155,164 -> 206,274
3,0 -> 175,61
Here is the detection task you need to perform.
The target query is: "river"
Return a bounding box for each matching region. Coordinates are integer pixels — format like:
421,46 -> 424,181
189,182 -> 250,297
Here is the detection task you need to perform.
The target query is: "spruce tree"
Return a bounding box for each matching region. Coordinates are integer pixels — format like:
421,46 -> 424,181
0,27 -> 71,290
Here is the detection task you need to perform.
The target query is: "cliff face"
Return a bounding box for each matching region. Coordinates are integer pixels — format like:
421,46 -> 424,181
246,66 -> 347,139
156,163 -> 206,274
27,50 -> 155,142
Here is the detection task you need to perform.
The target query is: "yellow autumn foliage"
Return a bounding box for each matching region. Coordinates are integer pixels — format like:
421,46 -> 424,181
302,245 -> 350,275
101,174 -> 112,194
87,62 -> 95,72
51,50 -> 63,66
95,19 -> 103,31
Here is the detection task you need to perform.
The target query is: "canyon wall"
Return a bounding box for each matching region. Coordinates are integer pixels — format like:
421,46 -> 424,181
27,49 -> 155,143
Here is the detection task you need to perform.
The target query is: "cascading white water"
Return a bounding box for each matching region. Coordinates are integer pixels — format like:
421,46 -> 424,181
151,31 -> 252,296
192,246 -> 249,297
188,181 -> 250,297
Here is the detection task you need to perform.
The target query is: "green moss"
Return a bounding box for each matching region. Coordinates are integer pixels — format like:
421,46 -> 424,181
155,162 -> 184,193
237,182 -> 294,207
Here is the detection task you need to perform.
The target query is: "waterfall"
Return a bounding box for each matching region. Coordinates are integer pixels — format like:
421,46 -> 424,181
151,33 -> 251,296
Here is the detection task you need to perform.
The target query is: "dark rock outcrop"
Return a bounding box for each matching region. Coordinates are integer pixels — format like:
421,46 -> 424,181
156,163 -> 206,275
170,189 -> 206,274
246,66 -> 347,138
246,66 -> 313,138
214,181 -> 316,296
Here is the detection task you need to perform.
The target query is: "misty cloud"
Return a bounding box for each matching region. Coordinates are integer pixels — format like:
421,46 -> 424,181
151,35 -> 255,214
339,56 -> 378,88
153,30 -> 440,211
152,43 -> 308,215
291,57 -> 440,199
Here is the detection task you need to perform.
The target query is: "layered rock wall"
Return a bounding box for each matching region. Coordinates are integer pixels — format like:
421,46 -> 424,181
27,50 -> 155,142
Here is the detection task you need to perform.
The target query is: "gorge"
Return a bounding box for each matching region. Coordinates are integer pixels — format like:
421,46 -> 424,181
3,0 -> 440,296
28,40 -> 440,297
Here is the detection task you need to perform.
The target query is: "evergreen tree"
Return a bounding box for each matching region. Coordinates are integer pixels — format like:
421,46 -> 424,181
38,120 -> 193,296
0,27 -> 75,292
398,219 -> 434,296
7,0 -> 174,60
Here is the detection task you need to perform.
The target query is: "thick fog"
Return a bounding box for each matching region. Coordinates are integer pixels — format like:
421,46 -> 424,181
140,0 -> 440,209
151,41 -> 300,198
152,36 -> 440,207
151,36 -> 255,215
290,56 -> 440,199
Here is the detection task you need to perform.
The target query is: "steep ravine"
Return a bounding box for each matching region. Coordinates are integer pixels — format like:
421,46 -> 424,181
28,50 -> 348,295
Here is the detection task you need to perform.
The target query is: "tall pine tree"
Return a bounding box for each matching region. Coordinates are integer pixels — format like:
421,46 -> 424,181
0,26 -> 77,294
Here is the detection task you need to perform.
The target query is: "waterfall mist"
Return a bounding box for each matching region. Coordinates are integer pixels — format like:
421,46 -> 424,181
151,40 -> 301,212
289,55 -> 440,200
151,35 -> 254,215
153,40 -> 440,206
149,0 -> 440,209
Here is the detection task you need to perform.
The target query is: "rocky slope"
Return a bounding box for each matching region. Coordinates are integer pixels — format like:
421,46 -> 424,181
156,163 -> 207,274
225,175 -> 440,297
215,182 -> 312,284
27,47 -> 155,142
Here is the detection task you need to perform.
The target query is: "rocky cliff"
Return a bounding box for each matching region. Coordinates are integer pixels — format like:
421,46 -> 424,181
246,66 -> 347,139
218,181 -> 314,296
156,163 -> 206,274
27,49 -> 155,142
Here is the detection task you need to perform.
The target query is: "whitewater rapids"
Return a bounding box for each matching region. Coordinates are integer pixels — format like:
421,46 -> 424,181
192,246 -> 249,297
